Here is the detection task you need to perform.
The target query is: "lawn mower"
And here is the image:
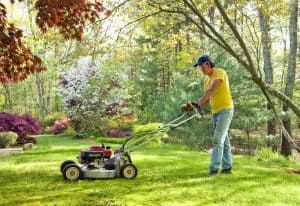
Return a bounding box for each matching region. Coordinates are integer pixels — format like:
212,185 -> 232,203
60,102 -> 203,181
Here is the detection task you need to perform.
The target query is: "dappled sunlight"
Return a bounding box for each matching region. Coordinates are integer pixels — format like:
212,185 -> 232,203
0,135 -> 300,205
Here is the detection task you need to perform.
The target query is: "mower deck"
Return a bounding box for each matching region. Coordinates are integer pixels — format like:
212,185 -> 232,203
81,166 -> 116,179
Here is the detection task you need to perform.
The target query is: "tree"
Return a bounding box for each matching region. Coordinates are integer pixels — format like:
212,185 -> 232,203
0,0 -> 110,83
257,1 -> 275,136
281,0 -> 298,156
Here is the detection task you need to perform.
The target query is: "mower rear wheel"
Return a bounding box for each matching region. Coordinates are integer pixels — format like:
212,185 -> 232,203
63,164 -> 82,181
120,163 -> 138,179
60,160 -> 75,173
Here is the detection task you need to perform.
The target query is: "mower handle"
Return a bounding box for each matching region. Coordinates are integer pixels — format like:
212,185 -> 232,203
181,102 -> 203,116
118,104 -> 204,153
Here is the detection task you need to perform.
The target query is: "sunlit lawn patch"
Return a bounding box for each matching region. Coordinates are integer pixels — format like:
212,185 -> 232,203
0,135 -> 299,206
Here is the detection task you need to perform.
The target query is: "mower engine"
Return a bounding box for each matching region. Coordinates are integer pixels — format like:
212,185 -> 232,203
78,144 -> 113,168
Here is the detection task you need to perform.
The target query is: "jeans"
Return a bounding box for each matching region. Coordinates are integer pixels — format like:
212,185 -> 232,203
210,109 -> 234,171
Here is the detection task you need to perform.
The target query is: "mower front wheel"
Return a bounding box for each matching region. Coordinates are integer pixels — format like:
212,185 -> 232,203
120,163 -> 138,179
63,164 -> 83,181
60,160 -> 75,173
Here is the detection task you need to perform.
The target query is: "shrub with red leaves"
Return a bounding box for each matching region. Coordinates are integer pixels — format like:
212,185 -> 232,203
0,112 -> 43,142
51,118 -> 70,135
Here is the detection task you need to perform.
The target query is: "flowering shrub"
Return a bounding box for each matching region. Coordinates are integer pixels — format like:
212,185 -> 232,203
42,112 -> 67,128
0,112 -> 42,143
57,56 -> 132,134
51,118 -> 70,135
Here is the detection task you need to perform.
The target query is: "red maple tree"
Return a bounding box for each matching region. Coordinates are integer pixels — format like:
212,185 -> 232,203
0,0 -> 110,83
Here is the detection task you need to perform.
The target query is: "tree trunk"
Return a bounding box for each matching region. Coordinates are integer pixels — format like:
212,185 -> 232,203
35,73 -> 45,118
280,27 -> 288,87
258,7 -> 276,136
46,80 -> 51,115
281,0 -> 298,156
247,130 -> 251,155
282,105 -> 292,156
3,83 -> 12,110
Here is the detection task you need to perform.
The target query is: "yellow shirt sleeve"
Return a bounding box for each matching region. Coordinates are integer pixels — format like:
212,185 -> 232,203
212,69 -> 225,82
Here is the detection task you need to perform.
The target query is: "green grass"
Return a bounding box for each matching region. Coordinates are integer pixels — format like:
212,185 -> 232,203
0,135 -> 300,206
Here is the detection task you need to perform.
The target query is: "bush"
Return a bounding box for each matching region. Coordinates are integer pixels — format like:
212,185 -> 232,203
44,126 -> 51,134
103,115 -> 135,138
0,112 -> 43,142
256,147 -> 286,162
22,114 -> 43,135
51,118 -> 70,135
0,132 -> 18,148
62,126 -> 77,137
57,57 -> 133,135
42,112 -> 67,128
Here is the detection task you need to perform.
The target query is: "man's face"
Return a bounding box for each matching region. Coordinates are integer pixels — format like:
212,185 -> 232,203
199,63 -> 210,75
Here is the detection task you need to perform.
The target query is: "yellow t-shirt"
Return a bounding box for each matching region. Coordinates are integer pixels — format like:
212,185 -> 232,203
204,68 -> 233,114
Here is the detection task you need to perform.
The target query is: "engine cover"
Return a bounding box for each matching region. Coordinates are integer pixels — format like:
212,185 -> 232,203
79,150 -> 103,164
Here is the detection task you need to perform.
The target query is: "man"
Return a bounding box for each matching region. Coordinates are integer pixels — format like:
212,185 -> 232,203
194,55 -> 234,176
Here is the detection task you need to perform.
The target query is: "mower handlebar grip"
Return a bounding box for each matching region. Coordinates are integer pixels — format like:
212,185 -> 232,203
181,102 -> 203,115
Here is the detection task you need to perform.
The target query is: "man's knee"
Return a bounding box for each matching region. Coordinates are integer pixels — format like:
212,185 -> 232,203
213,140 -> 224,148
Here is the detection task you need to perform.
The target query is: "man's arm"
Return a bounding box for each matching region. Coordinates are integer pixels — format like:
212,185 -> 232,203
198,79 -> 222,106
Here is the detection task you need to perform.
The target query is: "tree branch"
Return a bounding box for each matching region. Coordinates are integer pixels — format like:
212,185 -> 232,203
214,0 -> 257,77
182,0 -> 251,70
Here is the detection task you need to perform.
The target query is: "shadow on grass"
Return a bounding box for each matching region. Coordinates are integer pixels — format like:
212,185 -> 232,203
1,157 -> 298,206
1,135 -> 300,205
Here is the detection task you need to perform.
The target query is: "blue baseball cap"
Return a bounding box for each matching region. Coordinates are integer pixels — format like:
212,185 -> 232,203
194,55 -> 212,67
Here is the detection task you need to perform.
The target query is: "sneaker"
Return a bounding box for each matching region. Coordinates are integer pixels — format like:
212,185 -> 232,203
208,169 -> 219,176
221,167 -> 232,174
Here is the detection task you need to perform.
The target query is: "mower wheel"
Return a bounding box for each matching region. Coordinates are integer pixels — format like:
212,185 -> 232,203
63,164 -> 83,181
60,160 -> 76,173
120,163 -> 138,179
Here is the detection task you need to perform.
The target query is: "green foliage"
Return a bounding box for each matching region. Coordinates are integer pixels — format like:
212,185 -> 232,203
0,132 -> 18,148
132,123 -> 167,144
1,0 -> 300,154
135,68 -> 211,147
168,120 -> 213,149
42,112 -> 67,128
97,137 -> 125,145
62,126 -> 77,137
105,117 -> 132,130
231,133 -> 279,151
256,147 -> 288,165
44,126 -> 51,134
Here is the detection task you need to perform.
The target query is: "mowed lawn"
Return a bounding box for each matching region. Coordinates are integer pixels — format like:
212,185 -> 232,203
0,135 -> 299,206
